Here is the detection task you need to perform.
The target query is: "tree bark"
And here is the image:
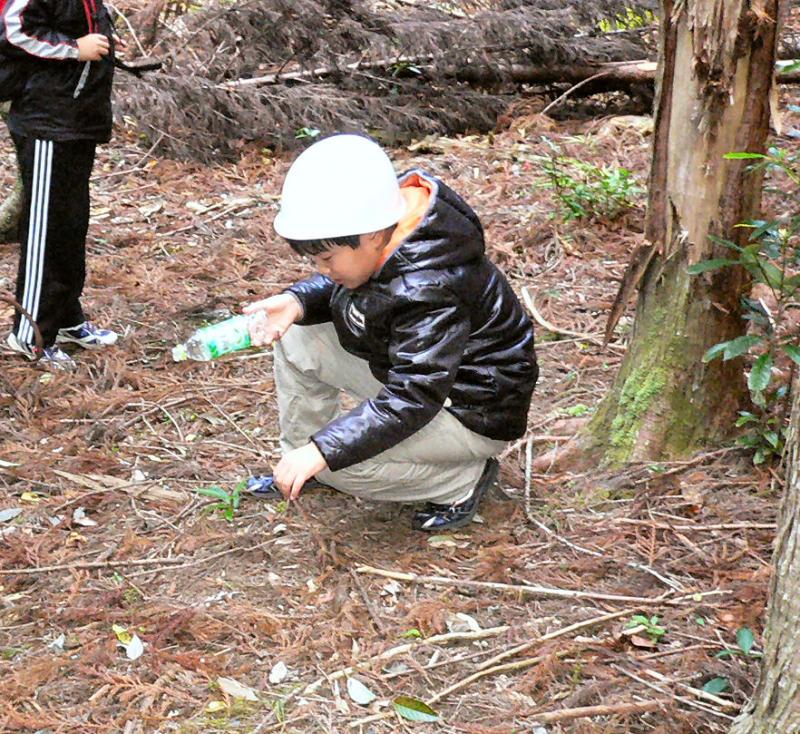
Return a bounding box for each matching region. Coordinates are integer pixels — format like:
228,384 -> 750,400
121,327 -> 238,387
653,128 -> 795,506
582,0 -> 779,465
0,101 -> 22,244
729,378 -> 800,734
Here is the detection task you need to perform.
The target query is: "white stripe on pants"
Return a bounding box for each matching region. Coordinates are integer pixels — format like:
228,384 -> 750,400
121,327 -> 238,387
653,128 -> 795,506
17,139 -> 53,345
274,322 -> 507,505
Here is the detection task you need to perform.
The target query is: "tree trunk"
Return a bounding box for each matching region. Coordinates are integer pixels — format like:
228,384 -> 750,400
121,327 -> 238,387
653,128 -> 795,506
0,101 -> 22,244
582,0 -> 778,465
729,379 -> 800,734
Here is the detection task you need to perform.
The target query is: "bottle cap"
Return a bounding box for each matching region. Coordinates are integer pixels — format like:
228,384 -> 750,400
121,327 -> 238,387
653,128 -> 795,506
172,344 -> 188,362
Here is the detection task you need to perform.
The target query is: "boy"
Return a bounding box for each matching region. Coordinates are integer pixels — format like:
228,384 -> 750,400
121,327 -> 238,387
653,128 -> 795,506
245,134 -> 538,531
0,0 -> 120,369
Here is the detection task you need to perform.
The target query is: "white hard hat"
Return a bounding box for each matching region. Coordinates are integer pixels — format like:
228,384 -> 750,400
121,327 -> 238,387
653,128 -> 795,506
273,134 -> 406,240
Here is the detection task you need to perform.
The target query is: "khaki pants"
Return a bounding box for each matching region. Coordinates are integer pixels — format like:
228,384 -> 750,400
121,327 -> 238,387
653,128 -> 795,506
274,323 -> 507,505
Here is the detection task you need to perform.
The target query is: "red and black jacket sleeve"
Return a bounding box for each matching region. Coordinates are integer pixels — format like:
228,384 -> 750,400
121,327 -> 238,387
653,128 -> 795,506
0,0 -> 80,60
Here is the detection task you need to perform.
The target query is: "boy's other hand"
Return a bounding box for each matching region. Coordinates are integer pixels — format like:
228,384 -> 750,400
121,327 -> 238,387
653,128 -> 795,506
77,34 -> 110,61
273,443 -> 328,501
243,293 -> 302,346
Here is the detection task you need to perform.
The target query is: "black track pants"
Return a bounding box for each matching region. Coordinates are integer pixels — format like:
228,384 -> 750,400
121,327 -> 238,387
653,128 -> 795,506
11,135 -> 96,347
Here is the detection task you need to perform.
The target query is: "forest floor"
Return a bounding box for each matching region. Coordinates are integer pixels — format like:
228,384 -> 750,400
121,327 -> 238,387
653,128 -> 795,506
0,108 -> 782,734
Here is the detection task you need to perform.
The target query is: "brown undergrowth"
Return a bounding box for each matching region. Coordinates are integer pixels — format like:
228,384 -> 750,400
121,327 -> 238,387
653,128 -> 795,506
0,111 -> 782,732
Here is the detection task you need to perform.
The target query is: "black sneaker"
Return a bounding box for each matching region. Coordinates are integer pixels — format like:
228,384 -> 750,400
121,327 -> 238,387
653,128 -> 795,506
245,474 -> 327,499
412,459 -> 499,532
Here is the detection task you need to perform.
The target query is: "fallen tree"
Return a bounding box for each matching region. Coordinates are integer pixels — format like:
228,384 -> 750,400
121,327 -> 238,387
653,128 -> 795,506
219,57 -> 800,95
117,0 -> 659,160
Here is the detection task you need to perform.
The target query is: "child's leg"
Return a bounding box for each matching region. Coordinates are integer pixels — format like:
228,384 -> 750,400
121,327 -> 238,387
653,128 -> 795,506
316,411 -> 506,505
274,323 -> 506,505
273,322 -> 382,455
11,136 -> 96,346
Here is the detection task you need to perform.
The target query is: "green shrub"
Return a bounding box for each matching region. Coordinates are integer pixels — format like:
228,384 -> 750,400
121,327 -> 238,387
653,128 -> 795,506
536,138 -> 643,222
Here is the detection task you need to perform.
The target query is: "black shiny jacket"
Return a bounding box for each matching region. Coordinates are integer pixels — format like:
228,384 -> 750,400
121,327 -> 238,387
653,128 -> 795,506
0,0 -> 115,141
286,170 -> 538,472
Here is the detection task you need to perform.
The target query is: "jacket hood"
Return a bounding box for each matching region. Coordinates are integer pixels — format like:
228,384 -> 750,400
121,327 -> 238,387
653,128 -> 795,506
375,169 -> 485,280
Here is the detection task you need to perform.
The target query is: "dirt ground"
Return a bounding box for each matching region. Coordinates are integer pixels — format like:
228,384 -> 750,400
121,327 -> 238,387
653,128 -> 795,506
0,109 -> 780,733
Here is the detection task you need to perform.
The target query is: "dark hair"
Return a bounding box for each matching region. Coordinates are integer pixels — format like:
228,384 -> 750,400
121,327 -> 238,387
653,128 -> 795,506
285,224 -> 397,256
285,234 -> 360,256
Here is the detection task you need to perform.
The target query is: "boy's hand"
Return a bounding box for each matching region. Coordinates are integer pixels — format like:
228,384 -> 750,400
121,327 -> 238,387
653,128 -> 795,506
243,293 -> 303,346
77,34 -> 110,61
273,443 -> 328,501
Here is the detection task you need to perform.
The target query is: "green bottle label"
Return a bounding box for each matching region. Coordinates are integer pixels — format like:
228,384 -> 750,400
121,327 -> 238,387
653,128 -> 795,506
197,315 -> 252,359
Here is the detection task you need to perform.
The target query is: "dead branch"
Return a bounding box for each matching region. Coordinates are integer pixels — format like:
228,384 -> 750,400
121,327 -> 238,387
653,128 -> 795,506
0,556 -> 187,575
356,564 -> 672,603
1,539 -> 275,576
349,650 -> 574,728
299,625 -> 511,697
477,608 -> 633,671
612,519 -> 776,532
532,699 -> 671,723
523,438 -> 686,591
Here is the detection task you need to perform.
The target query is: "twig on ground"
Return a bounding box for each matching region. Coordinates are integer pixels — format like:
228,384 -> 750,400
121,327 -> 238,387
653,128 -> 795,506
349,651 -> 573,728
52,469 -> 187,507
630,447 -> 741,485
531,698 -> 670,723
644,668 -> 739,711
356,565 -> 673,604
381,646 -> 495,680
523,443 -> 684,590
2,538 -> 277,577
127,539 -> 275,577
349,569 -> 387,634
613,519 -> 776,532
522,286 -> 625,351
636,642 -> 716,661
1,556 -> 186,575
613,665 -> 737,720
201,394 -> 268,456
476,607 -> 633,671
300,626 -> 511,697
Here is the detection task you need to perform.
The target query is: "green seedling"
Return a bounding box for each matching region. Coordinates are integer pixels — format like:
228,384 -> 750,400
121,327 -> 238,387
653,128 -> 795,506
625,614 -> 667,642
295,126 -> 321,140
536,137 -> 643,222
400,628 -> 423,639
195,482 -> 244,522
272,697 -> 286,722
715,626 -> 762,659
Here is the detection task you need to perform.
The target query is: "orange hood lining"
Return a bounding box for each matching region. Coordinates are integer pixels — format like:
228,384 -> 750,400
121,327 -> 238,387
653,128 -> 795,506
374,173 -> 434,271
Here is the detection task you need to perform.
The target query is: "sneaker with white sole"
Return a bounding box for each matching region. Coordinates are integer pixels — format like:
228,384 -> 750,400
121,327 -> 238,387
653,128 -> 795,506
412,459 -> 499,532
245,474 -> 328,499
56,321 -> 118,349
5,332 -> 77,371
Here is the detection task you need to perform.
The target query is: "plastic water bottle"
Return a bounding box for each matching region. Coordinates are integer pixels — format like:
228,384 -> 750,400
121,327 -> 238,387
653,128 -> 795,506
172,312 -> 268,362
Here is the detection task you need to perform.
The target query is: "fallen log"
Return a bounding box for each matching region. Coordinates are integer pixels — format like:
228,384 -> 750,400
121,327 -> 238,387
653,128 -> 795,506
219,58 -> 800,91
